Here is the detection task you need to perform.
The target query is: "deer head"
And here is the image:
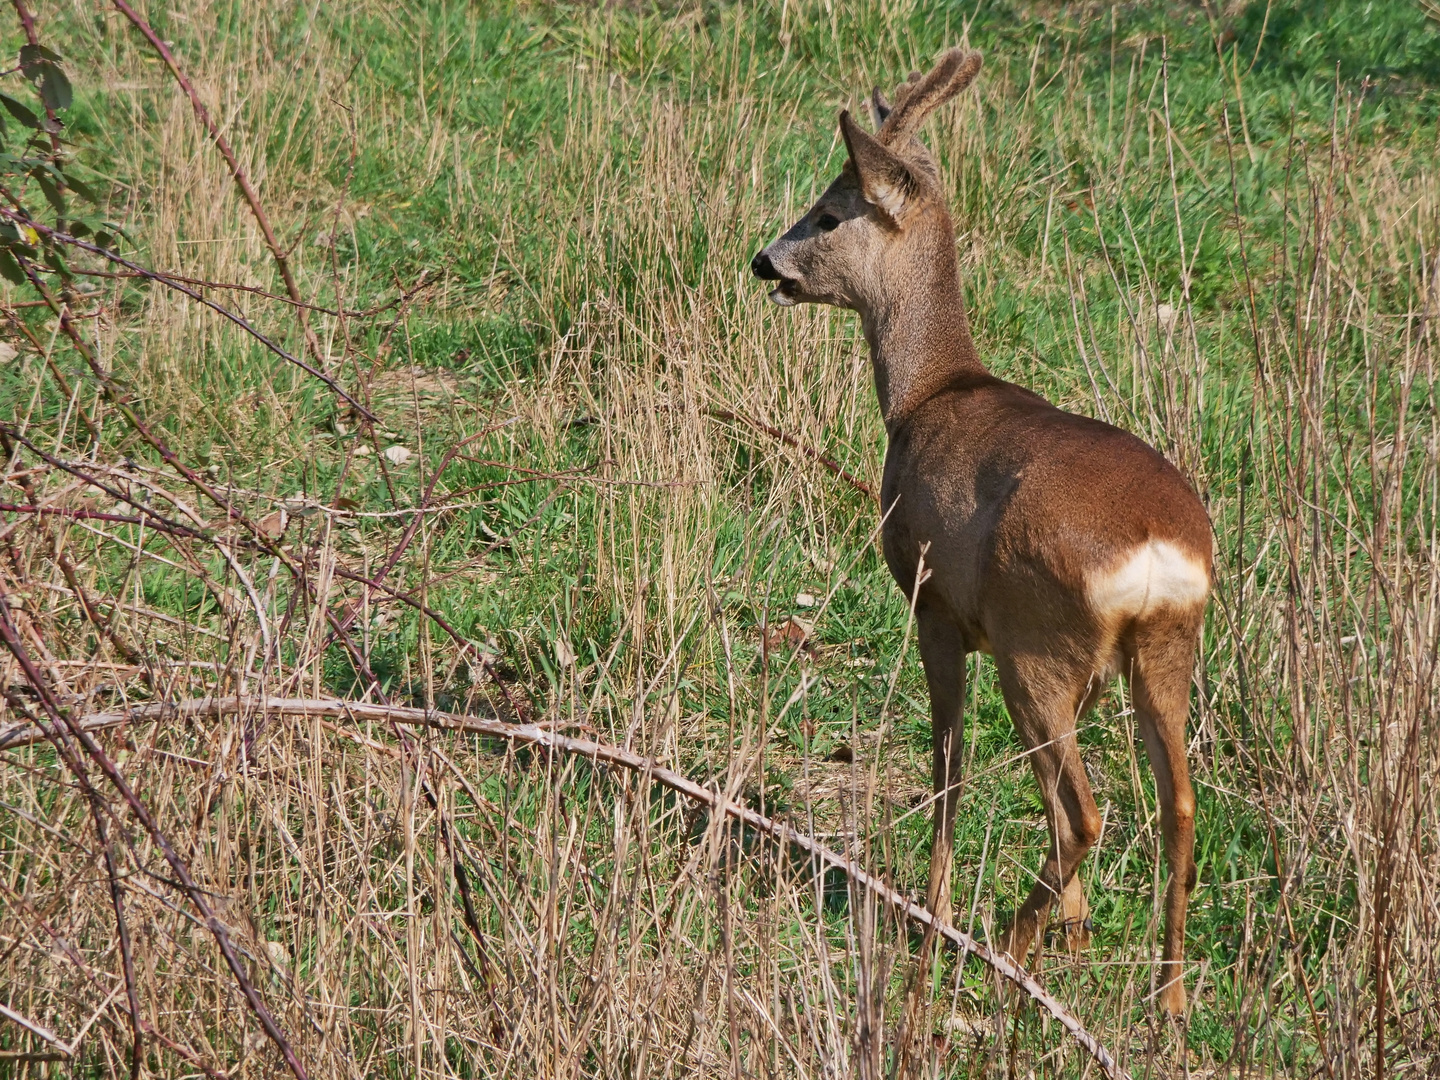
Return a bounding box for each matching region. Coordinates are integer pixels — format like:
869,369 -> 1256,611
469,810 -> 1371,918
751,48 -> 982,314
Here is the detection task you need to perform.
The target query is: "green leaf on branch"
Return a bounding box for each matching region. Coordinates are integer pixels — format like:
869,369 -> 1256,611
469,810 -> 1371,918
35,173 -> 65,217
0,223 -> 33,252
61,172 -> 97,204
100,221 -> 134,248
42,245 -> 70,281
18,45 -> 74,115
19,44 -> 64,70
0,94 -> 39,130
39,66 -> 72,113
0,248 -> 23,285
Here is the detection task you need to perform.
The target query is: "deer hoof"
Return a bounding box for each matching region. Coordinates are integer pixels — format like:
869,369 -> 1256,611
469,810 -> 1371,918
1158,976 -> 1188,1016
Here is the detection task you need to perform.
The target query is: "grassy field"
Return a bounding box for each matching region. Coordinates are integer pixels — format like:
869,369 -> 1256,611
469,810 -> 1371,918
2,0 -> 1439,1075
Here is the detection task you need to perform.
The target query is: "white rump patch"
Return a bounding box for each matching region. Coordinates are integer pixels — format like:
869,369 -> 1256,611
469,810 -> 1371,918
1087,540 -> 1209,621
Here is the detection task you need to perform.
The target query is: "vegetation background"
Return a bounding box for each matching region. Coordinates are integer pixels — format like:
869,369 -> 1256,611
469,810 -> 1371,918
1,0 -> 1438,1076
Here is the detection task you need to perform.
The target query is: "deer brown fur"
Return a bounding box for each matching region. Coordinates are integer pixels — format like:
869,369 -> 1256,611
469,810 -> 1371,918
752,47 -> 1211,1015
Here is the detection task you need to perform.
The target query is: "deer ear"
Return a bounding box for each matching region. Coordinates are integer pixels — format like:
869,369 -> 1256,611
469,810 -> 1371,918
868,87 -> 892,128
840,109 -> 914,222
877,48 -> 982,146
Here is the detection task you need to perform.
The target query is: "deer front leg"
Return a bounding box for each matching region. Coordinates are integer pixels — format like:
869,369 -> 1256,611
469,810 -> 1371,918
916,609 -> 967,924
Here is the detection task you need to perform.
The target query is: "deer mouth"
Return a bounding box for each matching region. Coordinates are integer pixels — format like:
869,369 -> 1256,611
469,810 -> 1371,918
768,278 -> 799,307
750,250 -> 799,305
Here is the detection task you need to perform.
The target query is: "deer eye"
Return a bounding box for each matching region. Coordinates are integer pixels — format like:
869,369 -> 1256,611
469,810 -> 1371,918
815,213 -> 840,232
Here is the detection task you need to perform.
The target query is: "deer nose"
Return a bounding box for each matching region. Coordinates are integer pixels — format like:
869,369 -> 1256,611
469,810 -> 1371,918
751,250 -> 781,280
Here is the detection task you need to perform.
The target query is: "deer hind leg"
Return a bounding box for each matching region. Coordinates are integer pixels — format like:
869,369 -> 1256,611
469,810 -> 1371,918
992,655 -> 1103,966
1127,610 -> 1203,1015
915,607 -> 967,925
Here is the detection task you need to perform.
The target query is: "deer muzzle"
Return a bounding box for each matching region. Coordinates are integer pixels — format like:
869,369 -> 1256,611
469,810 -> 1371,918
751,249 -> 798,306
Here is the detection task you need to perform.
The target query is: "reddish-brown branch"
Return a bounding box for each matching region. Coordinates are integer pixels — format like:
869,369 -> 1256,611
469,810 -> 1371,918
326,558 -> 528,723
9,0 -> 61,158
141,1029 -> 229,1080
8,0 -> 38,41
0,434 -> 147,669
92,803 -> 145,1079
2,230 -> 335,1061
111,0 -> 323,363
3,215 -> 377,422
7,255 -> 319,550
0,501 -> 194,530
0,484 -> 526,721
70,265 -> 429,320
0,861 -> 226,1076
313,420 -> 531,720
2,308 -> 102,443
326,424 -> 511,613
705,406 -> 877,500
0,426 -> 210,539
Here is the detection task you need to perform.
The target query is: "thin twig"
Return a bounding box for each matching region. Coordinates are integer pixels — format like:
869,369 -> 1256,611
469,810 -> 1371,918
0,433 -> 147,669
2,213 -> 376,422
1,309 -> 102,442
0,1002 -> 70,1056
70,265 -> 414,318
111,0 -> 324,363
705,406 -> 877,500
0,501 -> 198,530
92,799 -> 145,1078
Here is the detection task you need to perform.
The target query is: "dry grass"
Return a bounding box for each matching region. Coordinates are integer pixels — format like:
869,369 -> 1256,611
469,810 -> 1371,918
2,0 -> 1438,1076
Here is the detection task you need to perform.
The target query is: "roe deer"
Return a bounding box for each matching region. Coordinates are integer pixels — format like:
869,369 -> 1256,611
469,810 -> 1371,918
751,48 -> 1211,1014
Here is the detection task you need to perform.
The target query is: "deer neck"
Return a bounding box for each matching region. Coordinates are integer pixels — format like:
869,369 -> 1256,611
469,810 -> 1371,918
859,231 -> 985,435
